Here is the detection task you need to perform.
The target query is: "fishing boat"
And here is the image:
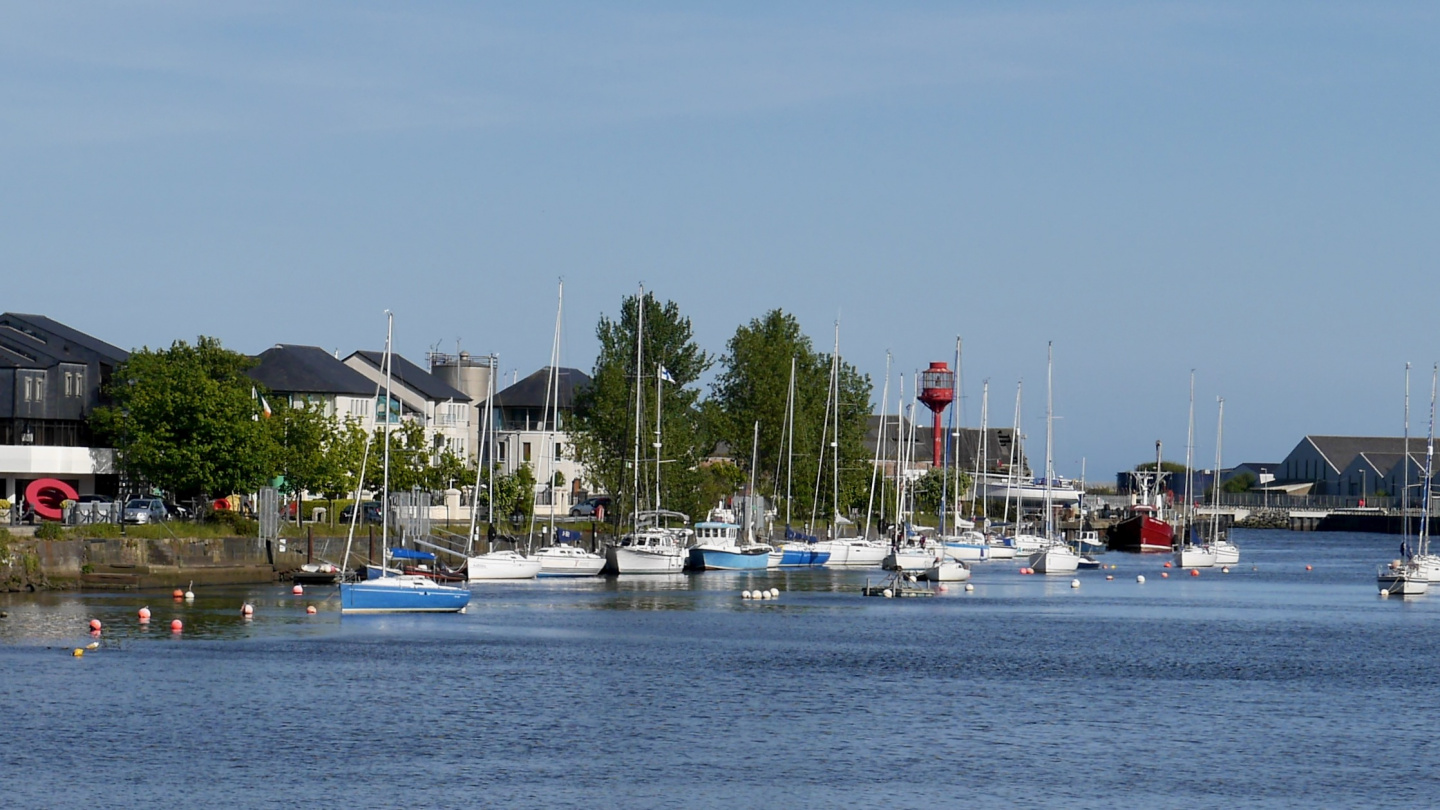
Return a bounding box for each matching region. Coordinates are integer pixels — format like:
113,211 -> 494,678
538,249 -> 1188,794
688,502 -> 772,571
339,312 -> 469,614
1109,443 -> 1176,553
1027,343 -> 1080,576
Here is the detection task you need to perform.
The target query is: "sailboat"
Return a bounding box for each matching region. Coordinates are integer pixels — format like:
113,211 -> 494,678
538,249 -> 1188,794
830,351 -> 891,567
1029,343 -> 1081,575
1206,395 -> 1239,564
340,312 -> 471,614
1379,364 -> 1434,595
937,338 -> 989,565
606,286 -> 691,574
772,356 -> 831,567
528,281 -> 605,578
1174,375 -> 1218,569
464,323 -> 540,582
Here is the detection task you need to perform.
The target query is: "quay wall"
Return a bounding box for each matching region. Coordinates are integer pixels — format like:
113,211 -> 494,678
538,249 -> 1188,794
0,534 -> 313,592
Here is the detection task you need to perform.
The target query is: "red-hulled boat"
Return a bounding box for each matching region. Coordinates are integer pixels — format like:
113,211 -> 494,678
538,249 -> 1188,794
1107,505 -> 1174,553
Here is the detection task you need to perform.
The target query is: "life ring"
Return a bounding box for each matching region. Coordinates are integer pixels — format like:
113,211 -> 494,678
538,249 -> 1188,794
213,497 -> 233,511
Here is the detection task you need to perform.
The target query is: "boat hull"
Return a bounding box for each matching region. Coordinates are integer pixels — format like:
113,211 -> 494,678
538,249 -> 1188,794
921,561 -> 972,582
1029,547 -> 1080,575
1175,546 -> 1217,568
884,549 -> 939,572
467,553 -> 542,581
817,539 -> 888,567
1108,515 -> 1175,553
687,547 -> 771,571
1212,541 -> 1241,565
340,577 -> 470,614
775,546 -> 832,567
941,542 -> 989,562
605,545 -> 686,574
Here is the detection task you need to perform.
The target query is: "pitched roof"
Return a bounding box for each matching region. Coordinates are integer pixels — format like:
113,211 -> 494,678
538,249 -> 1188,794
248,345 -> 376,396
1305,436 -> 1423,475
0,313 -> 128,368
492,367 -> 591,410
348,351 -> 469,402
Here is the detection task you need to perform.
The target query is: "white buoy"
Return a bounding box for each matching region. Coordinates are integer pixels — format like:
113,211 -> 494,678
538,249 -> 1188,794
882,588 -> 893,598
769,588 -> 780,598
1136,575 -> 1146,583
1380,589 -> 1390,597
1105,575 -> 1114,581
964,583 -> 974,592
741,590 -> 752,599
184,581 -> 195,600
240,603 -> 254,616
1070,579 -> 1080,589
1221,566 -> 1230,574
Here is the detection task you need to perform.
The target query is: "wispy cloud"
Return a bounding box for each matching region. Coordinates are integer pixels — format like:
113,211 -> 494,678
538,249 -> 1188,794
0,1 -> 1431,142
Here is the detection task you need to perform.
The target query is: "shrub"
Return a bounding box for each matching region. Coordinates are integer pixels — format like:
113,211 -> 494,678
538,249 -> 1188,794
35,521 -> 65,540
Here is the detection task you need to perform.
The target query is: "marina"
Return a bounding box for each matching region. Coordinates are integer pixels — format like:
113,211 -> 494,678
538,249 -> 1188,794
5,528 -> 1440,807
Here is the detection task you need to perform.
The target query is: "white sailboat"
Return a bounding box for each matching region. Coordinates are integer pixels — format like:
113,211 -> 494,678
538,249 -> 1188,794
527,281 -> 605,578
830,349 -> 889,567
1380,364 -> 1435,595
1029,343 -> 1080,576
607,287 -> 691,575
1174,375 -> 1218,569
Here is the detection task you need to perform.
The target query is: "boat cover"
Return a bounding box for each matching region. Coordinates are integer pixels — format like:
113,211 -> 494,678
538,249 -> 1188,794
388,547 -> 436,561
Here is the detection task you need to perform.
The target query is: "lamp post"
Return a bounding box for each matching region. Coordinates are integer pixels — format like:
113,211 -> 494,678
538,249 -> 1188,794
1261,468 -> 1268,510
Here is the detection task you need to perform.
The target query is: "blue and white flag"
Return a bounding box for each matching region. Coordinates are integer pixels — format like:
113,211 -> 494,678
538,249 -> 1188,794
557,528 -> 583,543
659,365 -> 675,383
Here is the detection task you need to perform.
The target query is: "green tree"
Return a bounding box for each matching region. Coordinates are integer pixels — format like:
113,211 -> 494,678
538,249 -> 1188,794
92,337 -> 276,499
572,290 -> 711,523
710,310 -> 873,528
1222,472 -> 1257,493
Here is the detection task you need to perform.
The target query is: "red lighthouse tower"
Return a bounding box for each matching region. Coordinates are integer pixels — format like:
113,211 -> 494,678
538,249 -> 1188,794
918,362 -> 955,469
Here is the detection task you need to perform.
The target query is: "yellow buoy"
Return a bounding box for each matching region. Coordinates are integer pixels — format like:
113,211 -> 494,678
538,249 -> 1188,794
72,648 -> 84,657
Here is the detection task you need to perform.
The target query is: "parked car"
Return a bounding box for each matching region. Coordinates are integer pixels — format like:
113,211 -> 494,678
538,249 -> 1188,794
340,501 -> 383,524
122,498 -> 168,524
569,496 -> 613,518
163,501 -> 193,520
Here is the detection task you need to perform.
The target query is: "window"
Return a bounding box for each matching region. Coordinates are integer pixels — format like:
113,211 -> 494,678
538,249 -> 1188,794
35,376 -> 44,401
523,442 -> 532,462
497,442 -> 507,461
554,443 -> 563,461
23,376 -> 32,402
64,372 -> 73,397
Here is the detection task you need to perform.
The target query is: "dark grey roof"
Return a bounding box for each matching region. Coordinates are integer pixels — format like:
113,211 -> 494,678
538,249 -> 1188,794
492,367 -> 592,410
248,345 -> 376,396
348,351 -> 469,402
0,313 -> 128,368
1306,436 -> 1423,475
863,415 -> 1027,473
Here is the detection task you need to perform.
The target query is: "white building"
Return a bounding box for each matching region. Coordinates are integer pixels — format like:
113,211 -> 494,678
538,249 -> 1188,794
344,351 -> 471,459
490,366 -> 593,516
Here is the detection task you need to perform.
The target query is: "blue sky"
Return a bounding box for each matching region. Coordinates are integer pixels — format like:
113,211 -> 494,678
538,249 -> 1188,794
4,1 -> 1438,479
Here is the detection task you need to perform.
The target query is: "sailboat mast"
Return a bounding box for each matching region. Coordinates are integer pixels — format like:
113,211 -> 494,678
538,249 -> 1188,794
748,421 -> 760,543
1211,398 -> 1224,542
864,353 -> 891,538
831,322 -> 841,535
1420,365 -> 1437,556
785,356 -> 796,529
381,310 -> 393,553
1185,370 -> 1195,528
972,380 -> 989,520
631,286 -> 645,535
1404,363 -> 1411,550
531,281 -> 564,551
1044,342 -> 1054,541
1004,382 -> 1021,526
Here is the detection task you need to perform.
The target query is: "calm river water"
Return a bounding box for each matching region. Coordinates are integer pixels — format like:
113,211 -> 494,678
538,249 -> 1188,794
3,529 -> 1438,809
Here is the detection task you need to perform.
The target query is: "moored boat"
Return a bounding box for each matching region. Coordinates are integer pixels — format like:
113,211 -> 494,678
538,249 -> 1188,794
534,543 -> 605,577
467,549 -> 542,580
341,574 -> 470,613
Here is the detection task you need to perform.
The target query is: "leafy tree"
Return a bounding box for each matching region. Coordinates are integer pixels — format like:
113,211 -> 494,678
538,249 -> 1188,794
92,337 -> 275,499
710,310 -> 873,528
1222,472 -> 1257,493
572,290 -> 711,523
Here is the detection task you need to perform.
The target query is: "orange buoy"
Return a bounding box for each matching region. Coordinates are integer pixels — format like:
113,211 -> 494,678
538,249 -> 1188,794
138,607 -> 151,620
1163,562 -> 1173,568
292,584 -> 304,595
170,619 -> 183,632
1190,569 -> 1200,577
88,619 -> 102,631
1305,565 -> 1313,571
306,605 -> 317,615
173,589 -> 184,599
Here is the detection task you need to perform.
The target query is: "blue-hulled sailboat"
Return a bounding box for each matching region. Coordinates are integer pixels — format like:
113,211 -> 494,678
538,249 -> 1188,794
338,311 -> 469,615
